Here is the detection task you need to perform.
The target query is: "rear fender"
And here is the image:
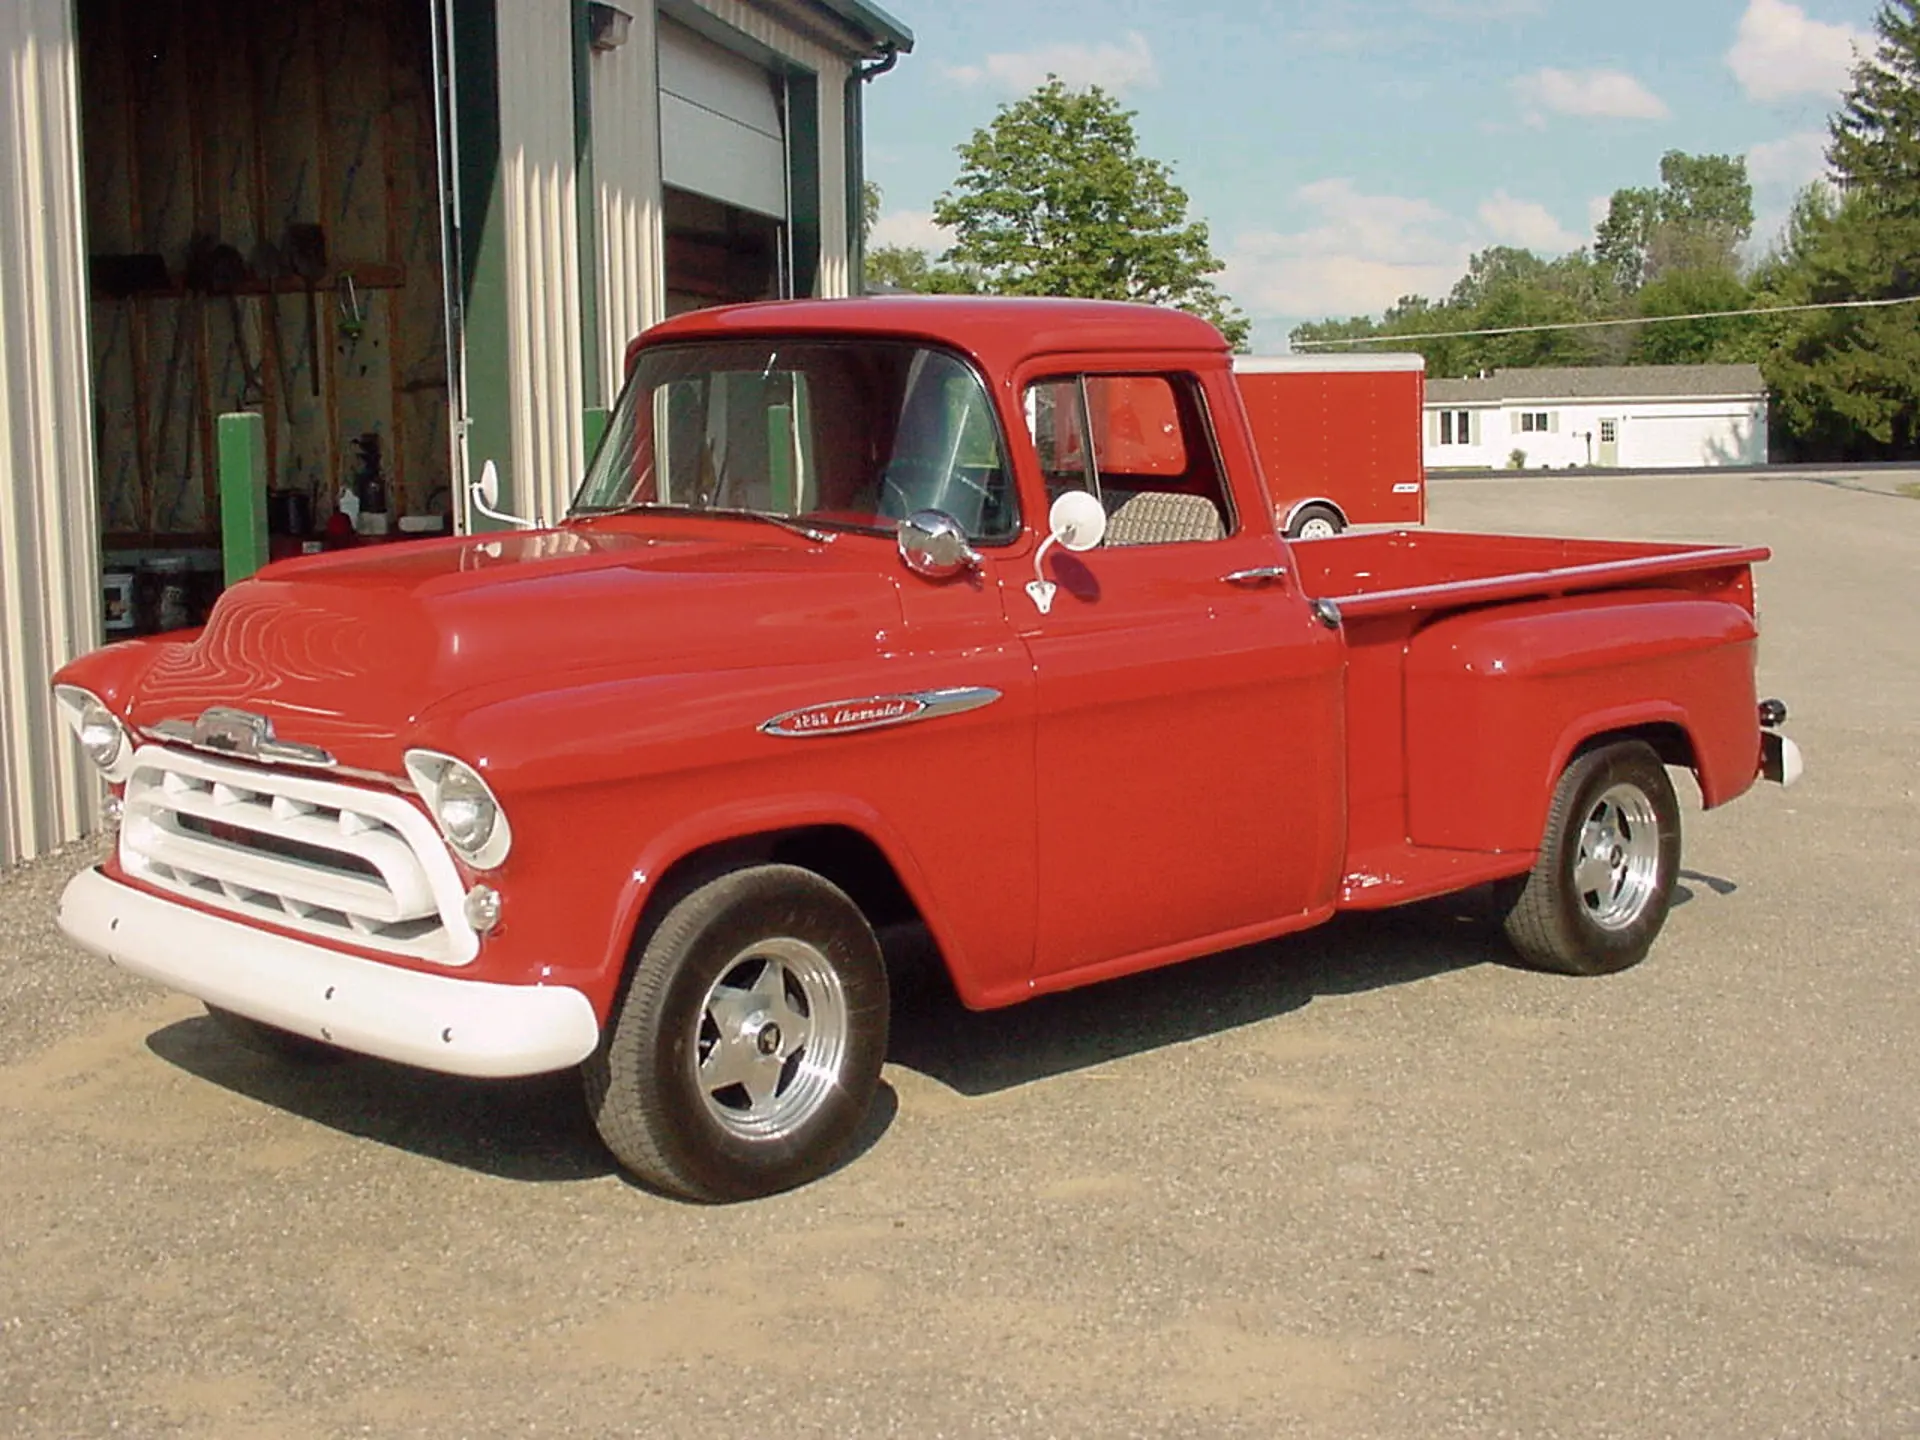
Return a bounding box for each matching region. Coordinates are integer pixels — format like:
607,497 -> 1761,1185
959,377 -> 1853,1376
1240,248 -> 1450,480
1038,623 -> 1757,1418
1404,593 -> 1760,853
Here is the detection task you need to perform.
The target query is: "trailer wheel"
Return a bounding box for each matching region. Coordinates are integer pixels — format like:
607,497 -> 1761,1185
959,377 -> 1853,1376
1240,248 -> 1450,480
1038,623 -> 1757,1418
1289,504 -> 1344,540
205,1005 -> 345,1064
584,864 -> 889,1202
1500,741 -> 1681,976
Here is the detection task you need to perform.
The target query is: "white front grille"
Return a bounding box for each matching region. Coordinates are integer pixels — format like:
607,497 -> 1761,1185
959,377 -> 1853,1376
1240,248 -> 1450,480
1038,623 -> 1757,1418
119,746 -> 479,966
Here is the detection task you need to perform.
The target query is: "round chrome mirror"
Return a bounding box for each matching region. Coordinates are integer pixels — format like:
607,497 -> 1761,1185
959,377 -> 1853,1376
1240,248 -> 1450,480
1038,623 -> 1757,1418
897,510 -> 981,580
1048,489 -> 1107,553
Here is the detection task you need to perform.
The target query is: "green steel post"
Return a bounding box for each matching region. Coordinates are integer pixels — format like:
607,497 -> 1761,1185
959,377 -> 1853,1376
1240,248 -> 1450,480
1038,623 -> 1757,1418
767,404 -> 795,511
217,412 -> 270,585
583,406 -> 611,470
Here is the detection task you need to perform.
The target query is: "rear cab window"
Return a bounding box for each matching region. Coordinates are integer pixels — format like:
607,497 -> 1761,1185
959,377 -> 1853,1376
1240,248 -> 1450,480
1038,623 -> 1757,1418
1021,373 -> 1235,546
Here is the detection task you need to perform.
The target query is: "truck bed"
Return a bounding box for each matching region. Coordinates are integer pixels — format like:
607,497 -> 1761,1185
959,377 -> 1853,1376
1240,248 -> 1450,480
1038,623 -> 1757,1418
1291,530 -> 1770,618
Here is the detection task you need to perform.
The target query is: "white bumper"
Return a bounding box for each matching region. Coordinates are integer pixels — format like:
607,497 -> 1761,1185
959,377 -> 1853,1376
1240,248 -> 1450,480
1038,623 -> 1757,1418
59,868 -> 601,1078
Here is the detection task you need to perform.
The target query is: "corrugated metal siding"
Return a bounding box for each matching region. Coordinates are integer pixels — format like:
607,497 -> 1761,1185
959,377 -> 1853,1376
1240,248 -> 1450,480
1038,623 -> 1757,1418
495,0 -> 585,526
590,2 -> 663,399
0,0 -> 103,869
683,0 -> 852,297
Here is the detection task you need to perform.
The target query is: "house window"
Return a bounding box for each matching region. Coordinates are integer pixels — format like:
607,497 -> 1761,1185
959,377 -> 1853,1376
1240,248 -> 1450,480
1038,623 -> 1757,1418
1599,419 -> 1618,443
1519,411 -> 1550,433
1438,409 -> 1472,445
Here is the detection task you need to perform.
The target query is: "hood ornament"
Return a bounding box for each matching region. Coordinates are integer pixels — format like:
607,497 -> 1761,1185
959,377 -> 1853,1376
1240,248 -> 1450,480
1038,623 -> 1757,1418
151,707 -> 338,769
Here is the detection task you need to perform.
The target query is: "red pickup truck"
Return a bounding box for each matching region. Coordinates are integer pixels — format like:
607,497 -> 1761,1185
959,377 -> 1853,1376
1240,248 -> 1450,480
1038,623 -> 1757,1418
53,298 -> 1800,1202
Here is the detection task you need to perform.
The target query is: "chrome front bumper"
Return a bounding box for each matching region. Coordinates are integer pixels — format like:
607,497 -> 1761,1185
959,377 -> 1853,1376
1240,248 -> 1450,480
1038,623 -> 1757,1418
59,868 -> 600,1078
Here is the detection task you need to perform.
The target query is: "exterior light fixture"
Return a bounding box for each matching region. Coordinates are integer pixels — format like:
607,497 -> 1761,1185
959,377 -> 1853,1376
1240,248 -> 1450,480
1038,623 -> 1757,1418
587,3 -> 632,51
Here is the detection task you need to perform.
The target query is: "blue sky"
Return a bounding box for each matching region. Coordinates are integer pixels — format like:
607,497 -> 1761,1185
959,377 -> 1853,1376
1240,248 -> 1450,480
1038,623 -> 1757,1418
861,0 -> 1881,349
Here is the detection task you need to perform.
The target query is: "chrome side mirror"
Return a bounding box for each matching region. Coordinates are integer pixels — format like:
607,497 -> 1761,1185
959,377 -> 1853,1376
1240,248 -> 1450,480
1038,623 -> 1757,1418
469,459 -> 536,530
1026,490 -> 1108,614
897,509 -> 981,579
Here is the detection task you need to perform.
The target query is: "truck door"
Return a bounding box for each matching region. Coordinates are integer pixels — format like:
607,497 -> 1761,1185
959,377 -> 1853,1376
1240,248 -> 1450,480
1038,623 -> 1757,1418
997,366 -> 1347,981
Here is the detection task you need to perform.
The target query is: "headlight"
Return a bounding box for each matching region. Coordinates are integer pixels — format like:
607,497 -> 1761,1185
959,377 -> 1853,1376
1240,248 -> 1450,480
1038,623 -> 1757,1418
404,749 -> 513,870
53,685 -> 134,781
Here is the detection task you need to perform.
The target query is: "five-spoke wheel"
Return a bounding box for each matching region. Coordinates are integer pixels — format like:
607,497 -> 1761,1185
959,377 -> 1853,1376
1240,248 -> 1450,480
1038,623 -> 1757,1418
585,865 -> 889,1202
1500,740 -> 1681,976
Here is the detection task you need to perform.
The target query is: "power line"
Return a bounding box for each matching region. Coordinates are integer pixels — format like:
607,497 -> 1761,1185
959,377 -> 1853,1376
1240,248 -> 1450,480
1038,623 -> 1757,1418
1289,293 -> 1920,349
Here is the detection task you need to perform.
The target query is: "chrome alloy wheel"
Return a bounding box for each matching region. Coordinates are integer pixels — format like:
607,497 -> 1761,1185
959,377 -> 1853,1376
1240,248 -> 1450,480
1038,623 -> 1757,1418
1573,782 -> 1662,930
693,937 -> 851,1141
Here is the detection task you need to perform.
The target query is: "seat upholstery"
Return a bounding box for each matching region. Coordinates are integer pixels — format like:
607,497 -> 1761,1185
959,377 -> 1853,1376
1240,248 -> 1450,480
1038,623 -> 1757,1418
1102,489 -> 1225,547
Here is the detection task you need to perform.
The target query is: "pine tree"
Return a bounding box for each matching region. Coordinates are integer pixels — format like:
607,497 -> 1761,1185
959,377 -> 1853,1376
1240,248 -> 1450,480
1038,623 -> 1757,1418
1829,0 -> 1920,215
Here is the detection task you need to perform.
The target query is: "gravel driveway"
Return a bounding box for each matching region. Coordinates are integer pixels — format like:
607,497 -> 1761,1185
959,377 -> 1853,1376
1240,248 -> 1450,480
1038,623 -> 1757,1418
2,469 -> 1915,1438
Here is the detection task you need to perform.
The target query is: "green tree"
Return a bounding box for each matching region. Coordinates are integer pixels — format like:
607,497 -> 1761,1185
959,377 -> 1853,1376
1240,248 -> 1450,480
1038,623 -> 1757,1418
864,244 -> 979,294
1830,0 -> 1920,211
932,78 -> 1249,347
1593,151 -> 1753,291
1765,1 -> 1920,457
1631,268 -> 1756,365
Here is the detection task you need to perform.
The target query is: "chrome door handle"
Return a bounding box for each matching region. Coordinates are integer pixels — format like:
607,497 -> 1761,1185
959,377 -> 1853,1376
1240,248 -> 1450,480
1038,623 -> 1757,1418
1222,566 -> 1287,587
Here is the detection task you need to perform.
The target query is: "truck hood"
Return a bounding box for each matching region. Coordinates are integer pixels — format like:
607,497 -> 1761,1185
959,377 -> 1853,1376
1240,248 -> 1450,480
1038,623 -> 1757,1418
124,526 -> 904,770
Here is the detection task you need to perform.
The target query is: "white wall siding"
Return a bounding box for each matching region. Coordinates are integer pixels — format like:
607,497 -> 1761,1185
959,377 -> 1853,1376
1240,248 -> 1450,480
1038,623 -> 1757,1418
496,0 -> 586,525
590,3 -> 664,398
0,1 -> 102,868
1425,396 -> 1769,470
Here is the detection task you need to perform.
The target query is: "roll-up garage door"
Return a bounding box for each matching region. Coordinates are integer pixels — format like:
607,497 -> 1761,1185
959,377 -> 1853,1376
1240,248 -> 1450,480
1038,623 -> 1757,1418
658,19 -> 787,220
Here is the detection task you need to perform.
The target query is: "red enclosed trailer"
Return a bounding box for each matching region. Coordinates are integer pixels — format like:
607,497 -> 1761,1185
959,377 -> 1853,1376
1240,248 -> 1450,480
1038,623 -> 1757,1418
1234,353 -> 1426,538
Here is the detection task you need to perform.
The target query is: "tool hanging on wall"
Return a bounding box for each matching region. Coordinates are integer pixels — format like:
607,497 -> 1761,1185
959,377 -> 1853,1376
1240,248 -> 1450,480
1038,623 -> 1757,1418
337,273 -> 366,366
150,245 -> 202,530
251,237 -> 299,428
200,241 -> 265,410
91,254 -> 171,532
285,223 -> 329,398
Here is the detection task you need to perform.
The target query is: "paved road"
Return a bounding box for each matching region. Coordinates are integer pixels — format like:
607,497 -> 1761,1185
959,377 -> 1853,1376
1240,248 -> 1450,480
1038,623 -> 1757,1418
3,473 -> 1916,1438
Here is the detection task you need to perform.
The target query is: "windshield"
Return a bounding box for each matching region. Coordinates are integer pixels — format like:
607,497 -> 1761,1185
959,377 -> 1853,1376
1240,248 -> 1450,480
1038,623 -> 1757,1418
570,339 -> 1018,541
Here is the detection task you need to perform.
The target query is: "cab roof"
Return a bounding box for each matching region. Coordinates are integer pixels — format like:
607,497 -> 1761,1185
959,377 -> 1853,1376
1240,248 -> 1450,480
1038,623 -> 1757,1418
632,297 -> 1231,378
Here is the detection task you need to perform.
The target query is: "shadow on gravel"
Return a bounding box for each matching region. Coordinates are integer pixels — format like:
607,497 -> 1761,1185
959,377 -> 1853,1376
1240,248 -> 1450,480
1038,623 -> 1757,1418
146,1014 -> 616,1183
143,1012 -> 900,1193
884,890 -> 1508,1097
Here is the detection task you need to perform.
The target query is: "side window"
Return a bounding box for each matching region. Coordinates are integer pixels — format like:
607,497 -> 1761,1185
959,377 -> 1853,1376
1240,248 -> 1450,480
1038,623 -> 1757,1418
1022,373 -> 1232,546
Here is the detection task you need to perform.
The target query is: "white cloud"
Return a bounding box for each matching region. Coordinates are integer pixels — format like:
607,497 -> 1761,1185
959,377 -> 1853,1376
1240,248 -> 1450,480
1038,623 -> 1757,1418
1747,130 -> 1830,191
869,209 -> 951,254
1477,191 -> 1581,252
1727,0 -> 1866,102
1746,130 -> 1836,254
1587,193 -> 1614,229
945,32 -> 1158,94
1224,180 -> 1589,339
1513,68 -> 1669,125
1223,179 -> 1473,323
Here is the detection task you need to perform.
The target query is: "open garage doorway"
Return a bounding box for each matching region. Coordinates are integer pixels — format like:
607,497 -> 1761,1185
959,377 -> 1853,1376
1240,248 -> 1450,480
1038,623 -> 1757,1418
76,0 -> 459,634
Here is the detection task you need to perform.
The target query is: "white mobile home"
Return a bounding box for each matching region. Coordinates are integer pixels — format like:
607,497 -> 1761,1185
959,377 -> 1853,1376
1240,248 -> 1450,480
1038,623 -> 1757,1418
1425,364 -> 1769,471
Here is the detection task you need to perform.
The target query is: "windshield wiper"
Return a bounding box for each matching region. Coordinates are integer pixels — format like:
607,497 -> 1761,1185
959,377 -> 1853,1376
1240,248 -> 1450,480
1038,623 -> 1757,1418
570,502 -> 837,545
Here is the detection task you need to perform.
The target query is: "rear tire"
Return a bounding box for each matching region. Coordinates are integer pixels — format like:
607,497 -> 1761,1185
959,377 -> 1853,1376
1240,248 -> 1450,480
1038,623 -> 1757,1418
584,865 -> 889,1203
205,1005 -> 345,1064
1500,741 -> 1681,976
1288,504 -> 1344,540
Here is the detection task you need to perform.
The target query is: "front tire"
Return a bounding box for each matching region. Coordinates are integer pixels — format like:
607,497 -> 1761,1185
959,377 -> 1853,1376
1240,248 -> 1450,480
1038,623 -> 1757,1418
1500,741 -> 1681,976
584,865 -> 890,1202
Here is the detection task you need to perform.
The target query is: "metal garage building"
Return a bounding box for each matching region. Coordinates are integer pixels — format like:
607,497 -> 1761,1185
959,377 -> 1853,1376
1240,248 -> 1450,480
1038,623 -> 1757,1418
0,0 -> 911,868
